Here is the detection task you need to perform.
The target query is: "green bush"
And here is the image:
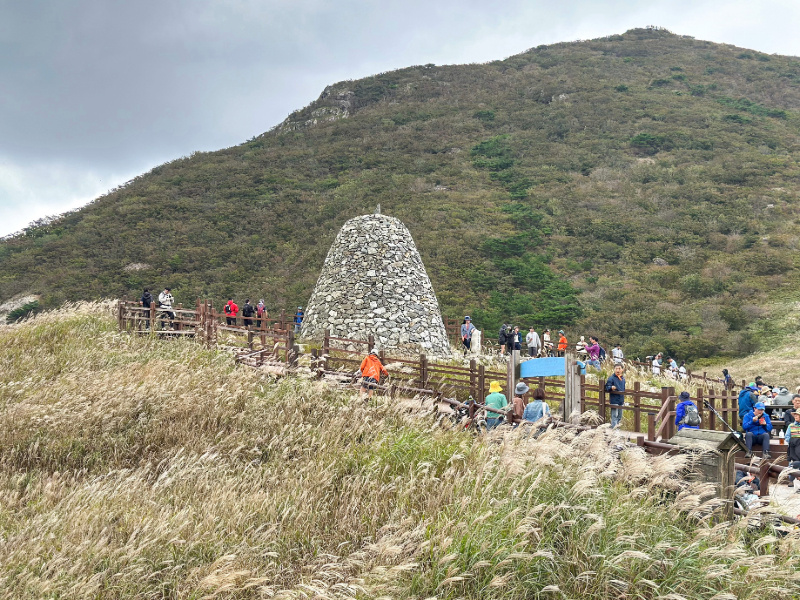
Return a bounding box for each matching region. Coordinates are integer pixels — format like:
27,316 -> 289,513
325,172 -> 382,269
473,110 -> 496,121
6,301 -> 40,323
630,133 -> 670,154
614,84 -> 629,92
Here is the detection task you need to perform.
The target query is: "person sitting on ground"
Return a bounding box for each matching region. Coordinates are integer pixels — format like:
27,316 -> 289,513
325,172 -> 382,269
785,395 -> 800,429
742,402 -> 772,459
522,386 -> 550,423
224,298 -> 238,326
241,299 -> 255,328
557,330 -> 568,357
461,316 -> 476,355
675,391 -> 701,431
784,410 -> 800,490
510,382 -> 528,426
735,470 -> 762,506
526,327 -> 541,357
359,348 -> 389,401
584,336 -> 601,369
678,361 -> 688,381
484,381 -> 508,430
738,382 -> 758,424
605,363 -> 626,429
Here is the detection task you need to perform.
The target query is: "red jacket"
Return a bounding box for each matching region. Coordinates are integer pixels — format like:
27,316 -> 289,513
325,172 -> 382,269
224,301 -> 239,316
360,354 -> 388,381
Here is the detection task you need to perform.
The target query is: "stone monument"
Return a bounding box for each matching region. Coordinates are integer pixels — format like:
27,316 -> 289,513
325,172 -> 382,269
301,213 -> 451,356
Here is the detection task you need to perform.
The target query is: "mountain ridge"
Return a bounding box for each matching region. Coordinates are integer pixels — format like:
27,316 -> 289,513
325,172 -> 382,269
2,27 -> 800,361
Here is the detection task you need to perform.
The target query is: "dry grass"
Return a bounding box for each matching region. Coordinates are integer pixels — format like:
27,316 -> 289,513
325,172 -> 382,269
1,304 -> 799,598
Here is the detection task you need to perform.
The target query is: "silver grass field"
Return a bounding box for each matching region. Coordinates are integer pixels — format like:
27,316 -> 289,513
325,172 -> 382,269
0,303 -> 798,599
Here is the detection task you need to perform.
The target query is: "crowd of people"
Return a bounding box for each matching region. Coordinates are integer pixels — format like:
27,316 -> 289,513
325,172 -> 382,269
138,288 -> 305,332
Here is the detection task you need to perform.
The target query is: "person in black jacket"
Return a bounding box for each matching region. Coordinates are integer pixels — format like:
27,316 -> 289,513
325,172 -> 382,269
604,363 -> 626,429
498,324 -> 508,355
242,299 -> 255,328
140,288 -> 153,330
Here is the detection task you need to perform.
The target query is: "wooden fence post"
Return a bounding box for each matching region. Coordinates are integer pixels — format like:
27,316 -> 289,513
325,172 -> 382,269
478,365 -> 486,401
469,359 -> 477,399
633,385 -> 641,433
117,299 -> 123,331
286,328 -> 295,365
696,387 -> 705,428
280,309 -> 286,332
368,334 -> 375,353
648,413 -> 656,442
599,377 -> 607,424
151,301 -> 157,334
580,373 -> 586,414
247,327 -> 254,350
420,354 -> 428,389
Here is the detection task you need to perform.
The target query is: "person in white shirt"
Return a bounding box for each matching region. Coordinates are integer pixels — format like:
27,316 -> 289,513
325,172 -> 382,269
611,344 -> 624,364
652,352 -> 662,375
678,361 -> 688,381
158,287 -> 175,330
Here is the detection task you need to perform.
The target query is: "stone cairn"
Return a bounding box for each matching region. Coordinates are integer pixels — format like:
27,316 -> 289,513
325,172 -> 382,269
301,214 -> 452,356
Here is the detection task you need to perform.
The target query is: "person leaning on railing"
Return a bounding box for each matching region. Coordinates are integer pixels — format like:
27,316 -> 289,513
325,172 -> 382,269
605,363 -> 625,429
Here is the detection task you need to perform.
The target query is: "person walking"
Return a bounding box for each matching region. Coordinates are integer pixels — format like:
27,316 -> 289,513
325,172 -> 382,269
241,299 -> 255,328
675,391 -> 701,430
557,330 -> 567,357
484,381 -> 508,430
224,298 -> 239,326
526,327 -> 541,357
294,306 -> 304,334
651,353 -> 662,375
256,299 -> 267,328
605,363 -> 626,429
158,287 -> 175,330
742,402 -> 772,459
498,324 -> 508,355
722,369 -> 733,390
140,287 -> 153,330
611,343 -> 624,364
461,316 -> 476,355
358,348 -> 389,401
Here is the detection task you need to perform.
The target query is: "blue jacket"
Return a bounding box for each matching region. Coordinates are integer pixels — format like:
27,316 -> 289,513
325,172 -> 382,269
522,400 -> 550,423
675,400 -> 700,430
742,410 -> 773,436
604,374 -> 625,406
738,389 -> 756,420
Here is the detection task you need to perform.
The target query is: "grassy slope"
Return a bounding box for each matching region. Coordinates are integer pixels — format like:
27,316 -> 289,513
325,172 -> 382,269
2,28 -> 800,361
0,306 -> 798,598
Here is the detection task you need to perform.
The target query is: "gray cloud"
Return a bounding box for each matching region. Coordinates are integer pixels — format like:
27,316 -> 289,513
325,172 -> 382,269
1,0 -> 798,236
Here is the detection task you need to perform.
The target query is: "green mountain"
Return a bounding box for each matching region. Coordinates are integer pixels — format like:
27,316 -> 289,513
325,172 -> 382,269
2,27 -> 800,361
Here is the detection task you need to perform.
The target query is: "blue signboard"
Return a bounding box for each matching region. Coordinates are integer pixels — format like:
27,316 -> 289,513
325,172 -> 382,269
519,357 -> 586,378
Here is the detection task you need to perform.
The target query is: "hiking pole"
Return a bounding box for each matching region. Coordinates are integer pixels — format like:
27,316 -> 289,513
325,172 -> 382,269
702,400 -> 747,451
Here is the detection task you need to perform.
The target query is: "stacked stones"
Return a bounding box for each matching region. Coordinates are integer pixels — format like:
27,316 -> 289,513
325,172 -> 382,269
301,214 -> 451,356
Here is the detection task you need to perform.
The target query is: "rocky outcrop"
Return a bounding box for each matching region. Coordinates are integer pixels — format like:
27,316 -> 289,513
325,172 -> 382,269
301,214 -> 451,356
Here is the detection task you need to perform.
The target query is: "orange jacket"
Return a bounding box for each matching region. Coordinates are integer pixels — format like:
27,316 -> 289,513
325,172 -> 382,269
558,334 -> 567,350
360,354 -> 388,381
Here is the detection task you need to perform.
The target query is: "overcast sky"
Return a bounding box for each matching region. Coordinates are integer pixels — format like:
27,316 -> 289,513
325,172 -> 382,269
1,0 -> 798,237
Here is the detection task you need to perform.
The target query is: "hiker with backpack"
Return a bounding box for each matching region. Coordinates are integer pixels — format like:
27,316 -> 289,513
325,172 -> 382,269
498,324 -> 509,355
675,391 -> 701,430
605,363 -> 626,429
224,298 -> 239,326
584,336 -> 601,370
241,299 -> 255,328
294,306 -> 304,334
784,410 -> 800,491
256,299 -> 267,328
358,348 -> 389,401
742,402 -> 772,459
722,369 -> 733,390
738,383 -> 759,424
